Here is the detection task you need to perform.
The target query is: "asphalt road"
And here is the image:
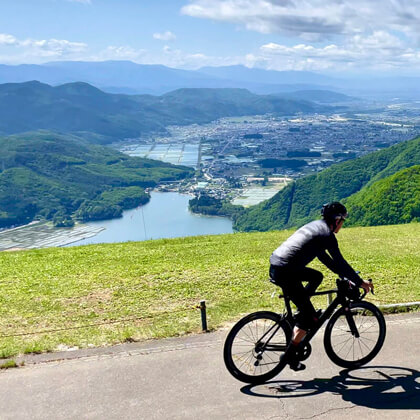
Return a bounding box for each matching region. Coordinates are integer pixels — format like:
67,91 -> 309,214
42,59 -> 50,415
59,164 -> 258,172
0,312 -> 419,420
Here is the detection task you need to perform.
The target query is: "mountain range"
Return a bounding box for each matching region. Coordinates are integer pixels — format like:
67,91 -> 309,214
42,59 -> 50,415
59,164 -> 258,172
0,81 -> 328,142
1,61 -> 420,99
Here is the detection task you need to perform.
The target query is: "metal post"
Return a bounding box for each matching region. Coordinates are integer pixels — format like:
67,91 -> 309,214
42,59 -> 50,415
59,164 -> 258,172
200,300 -> 208,332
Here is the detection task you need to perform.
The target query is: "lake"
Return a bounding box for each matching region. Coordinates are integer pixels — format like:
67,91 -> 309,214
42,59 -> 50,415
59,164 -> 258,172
68,191 -> 233,246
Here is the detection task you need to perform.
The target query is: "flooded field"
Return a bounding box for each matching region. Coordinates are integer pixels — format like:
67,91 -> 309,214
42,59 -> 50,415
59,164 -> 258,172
232,187 -> 280,206
120,143 -> 199,168
0,222 -> 104,251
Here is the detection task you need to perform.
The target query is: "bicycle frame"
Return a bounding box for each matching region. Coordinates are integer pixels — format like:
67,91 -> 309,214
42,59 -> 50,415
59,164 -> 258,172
255,322 -> 284,353
281,287 -> 364,347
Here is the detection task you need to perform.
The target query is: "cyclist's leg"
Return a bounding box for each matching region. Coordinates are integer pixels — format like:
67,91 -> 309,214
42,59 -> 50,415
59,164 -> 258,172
275,270 -> 319,370
302,267 -> 323,296
269,265 -> 319,335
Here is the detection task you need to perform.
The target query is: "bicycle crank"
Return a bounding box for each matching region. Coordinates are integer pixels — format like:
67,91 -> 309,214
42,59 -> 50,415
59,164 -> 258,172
298,343 -> 312,361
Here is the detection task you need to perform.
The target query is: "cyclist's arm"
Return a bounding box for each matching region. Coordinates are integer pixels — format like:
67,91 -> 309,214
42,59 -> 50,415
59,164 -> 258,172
319,237 -> 363,286
317,250 -> 340,274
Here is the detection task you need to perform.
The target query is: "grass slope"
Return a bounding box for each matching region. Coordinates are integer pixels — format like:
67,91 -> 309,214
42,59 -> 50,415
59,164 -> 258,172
0,223 -> 418,358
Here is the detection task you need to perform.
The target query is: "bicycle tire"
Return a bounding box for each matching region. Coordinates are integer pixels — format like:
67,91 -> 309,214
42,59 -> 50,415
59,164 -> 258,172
324,301 -> 386,369
223,311 -> 292,384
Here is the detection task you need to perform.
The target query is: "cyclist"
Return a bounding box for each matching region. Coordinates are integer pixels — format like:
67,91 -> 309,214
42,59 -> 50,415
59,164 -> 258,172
269,202 -> 374,371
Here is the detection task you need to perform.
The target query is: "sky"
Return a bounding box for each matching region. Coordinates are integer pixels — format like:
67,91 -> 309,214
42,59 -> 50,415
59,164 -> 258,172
1,0 -> 420,75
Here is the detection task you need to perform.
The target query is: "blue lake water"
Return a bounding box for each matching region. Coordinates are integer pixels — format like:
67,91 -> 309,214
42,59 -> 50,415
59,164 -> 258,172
69,191 -> 233,246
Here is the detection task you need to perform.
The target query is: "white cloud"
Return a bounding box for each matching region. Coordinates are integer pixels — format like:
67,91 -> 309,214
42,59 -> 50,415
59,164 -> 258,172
159,45 -> 239,69
255,31 -> 420,71
97,46 -> 147,61
0,34 -> 18,46
181,0 -> 420,41
181,1 -> 420,72
153,31 -> 177,41
20,38 -> 88,54
0,33 -> 88,63
66,0 -> 92,4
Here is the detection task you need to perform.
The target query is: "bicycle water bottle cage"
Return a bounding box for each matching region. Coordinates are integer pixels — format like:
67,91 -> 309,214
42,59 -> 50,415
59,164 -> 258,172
336,278 -> 360,301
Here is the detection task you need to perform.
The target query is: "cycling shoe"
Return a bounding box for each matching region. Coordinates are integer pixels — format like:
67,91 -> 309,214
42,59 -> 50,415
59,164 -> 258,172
285,346 -> 307,371
289,360 -> 306,371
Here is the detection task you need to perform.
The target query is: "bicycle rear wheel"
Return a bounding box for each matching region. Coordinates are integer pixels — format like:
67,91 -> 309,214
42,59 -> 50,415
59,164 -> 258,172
324,301 -> 386,369
223,311 -> 292,384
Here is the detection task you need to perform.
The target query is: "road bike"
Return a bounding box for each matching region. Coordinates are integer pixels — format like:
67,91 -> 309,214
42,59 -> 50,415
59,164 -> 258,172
223,277 -> 386,384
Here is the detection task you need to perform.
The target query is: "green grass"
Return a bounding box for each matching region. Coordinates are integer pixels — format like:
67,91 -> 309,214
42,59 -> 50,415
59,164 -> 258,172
0,223 -> 419,358
0,360 -> 18,369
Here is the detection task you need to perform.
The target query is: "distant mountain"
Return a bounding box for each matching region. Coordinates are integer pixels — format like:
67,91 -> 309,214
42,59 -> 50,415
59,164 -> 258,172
1,60 -> 420,99
275,90 -> 355,104
160,88 -> 320,117
0,131 -> 193,228
0,81 -> 326,142
0,81 -> 157,141
198,65 -> 335,86
233,136 -> 420,231
0,61 -> 340,95
2,61 -> 419,99
0,61 -> 217,95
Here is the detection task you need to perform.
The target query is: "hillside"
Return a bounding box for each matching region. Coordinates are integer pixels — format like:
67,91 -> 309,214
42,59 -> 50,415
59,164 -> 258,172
0,131 -> 193,228
234,136 -> 420,231
0,223 -> 418,358
0,81 -> 325,142
0,81 -> 164,141
344,165 -> 420,226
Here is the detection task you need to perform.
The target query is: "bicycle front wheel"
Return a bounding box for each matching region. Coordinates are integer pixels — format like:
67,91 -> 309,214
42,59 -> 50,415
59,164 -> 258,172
223,311 -> 292,384
324,301 -> 386,369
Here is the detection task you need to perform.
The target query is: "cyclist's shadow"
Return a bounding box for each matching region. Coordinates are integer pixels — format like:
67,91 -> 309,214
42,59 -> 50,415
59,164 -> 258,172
241,366 -> 420,410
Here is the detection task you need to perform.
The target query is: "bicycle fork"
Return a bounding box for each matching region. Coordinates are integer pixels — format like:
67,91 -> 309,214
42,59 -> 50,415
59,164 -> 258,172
344,305 -> 360,338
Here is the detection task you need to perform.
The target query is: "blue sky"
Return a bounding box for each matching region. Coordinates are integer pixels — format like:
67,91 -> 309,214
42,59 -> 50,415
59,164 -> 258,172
1,0 -> 420,74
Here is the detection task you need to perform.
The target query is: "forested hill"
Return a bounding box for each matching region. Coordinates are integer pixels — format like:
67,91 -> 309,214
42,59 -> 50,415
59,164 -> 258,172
234,136 -> 420,231
0,81 -> 326,143
0,131 -> 193,228
344,165 -> 420,226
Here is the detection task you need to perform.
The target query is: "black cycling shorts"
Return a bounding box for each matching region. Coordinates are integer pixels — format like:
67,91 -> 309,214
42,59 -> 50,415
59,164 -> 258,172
269,264 -> 323,330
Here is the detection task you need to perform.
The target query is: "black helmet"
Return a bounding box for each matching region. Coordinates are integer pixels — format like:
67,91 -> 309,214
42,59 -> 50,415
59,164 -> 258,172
321,202 -> 348,225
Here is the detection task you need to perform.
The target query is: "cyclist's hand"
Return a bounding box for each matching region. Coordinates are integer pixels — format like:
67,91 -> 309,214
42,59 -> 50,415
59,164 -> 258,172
361,279 -> 374,294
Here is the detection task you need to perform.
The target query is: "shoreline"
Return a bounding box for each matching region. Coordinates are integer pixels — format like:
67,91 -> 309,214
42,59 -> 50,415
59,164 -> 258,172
0,190 -> 233,251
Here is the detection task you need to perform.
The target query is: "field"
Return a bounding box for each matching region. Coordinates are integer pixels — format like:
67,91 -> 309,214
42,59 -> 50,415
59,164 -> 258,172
0,223 -> 418,358
0,222 -> 104,251
120,142 -> 199,168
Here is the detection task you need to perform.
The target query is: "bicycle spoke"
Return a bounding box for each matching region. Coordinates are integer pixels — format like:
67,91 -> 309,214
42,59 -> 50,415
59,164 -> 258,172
247,323 -> 257,343
335,335 -> 354,355
237,351 -> 254,372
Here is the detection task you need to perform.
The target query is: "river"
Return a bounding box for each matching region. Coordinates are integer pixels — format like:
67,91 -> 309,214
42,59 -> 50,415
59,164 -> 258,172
68,191 -> 233,247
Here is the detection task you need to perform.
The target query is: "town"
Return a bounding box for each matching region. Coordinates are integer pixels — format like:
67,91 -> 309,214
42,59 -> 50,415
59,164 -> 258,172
118,104 -> 420,207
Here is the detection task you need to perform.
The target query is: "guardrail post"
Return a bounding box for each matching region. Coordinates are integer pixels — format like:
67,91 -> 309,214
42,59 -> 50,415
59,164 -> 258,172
200,300 -> 208,332
327,293 -> 333,305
